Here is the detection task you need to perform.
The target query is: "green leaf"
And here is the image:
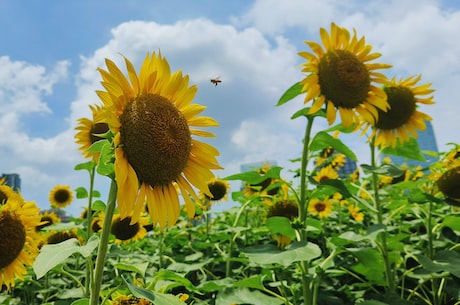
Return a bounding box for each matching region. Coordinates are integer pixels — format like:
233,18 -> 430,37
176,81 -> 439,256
243,241 -> 321,267
291,107 -> 326,120
331,225 -> 385,246
266,217 -> 296,239
381,137 -> 426,162
92,200 -> 107,211
74,161 -> 96,172
223,166 -> 282,184
216,287 -> 284,305
71,299 -> 90,305
33,236 -> 99,279
197,278 -> 234,292
42,221 -> 82,231
361,163 -> 405,177
349,247 -> 386,285
233,275 -> 266,290
442,215 -> 460,232
415,250 -> 460,277
276,82 -> 303,106
154,270 -> 199,293
122,275 -> 186,305
75,186 -> 88,199
315,179 -> 353,198
167,259 -> 211,273
87,139 -> 108,153
96,141 -> 115,177
114,262 -> 149,277
310,131 -> 357,161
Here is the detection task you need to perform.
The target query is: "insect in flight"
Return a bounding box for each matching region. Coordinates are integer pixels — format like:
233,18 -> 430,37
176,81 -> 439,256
210,76 -> 222,86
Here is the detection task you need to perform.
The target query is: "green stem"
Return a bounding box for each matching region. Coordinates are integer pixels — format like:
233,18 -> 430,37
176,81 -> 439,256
226,199 -> 252,278
298,116 -> 314,305
90,179 -> 117,305
85,166 -> 96,297
369,139 -> 394,292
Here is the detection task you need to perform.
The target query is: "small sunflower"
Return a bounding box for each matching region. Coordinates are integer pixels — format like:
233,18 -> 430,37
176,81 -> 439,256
49,185 -> 74,208
313,165 -> 339,183
96,53 -> 222,228
36,210 -> 61,231
308,197 -> 334,219
437,166 -> 460,200
0,199 -> 42,289
267,200 -> 299,249
348,204 -> 364,222
299,22 -> 391,127
110,214 -> 148,243
75,103 -> 110,161
203,178 -> 230,201
364,75 -> 435,148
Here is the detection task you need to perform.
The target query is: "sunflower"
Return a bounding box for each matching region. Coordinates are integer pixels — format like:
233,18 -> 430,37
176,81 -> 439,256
363,75 -> 435,148
348,204 -> 364,222
36,210 -> 61,231
267,199 -> 299,249
75,103 -> 110,161
437,166 -> 460,200
308,197 -> 334,219
0,183 -> 24,206
49,185 -> 74,208
0,199 -> 42,289
46,230 -> 79,245
203,178 -> 230,202
95,53 -> 222,228
110,214 -> 148,243
313,165 -> 339,183
299,22 -> 391,127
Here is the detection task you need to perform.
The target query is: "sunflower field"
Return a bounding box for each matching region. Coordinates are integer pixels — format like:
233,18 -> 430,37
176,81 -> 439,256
2,23 -> 460,305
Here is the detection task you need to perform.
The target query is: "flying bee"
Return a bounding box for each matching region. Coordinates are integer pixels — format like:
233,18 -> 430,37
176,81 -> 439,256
210,76 -> 222,86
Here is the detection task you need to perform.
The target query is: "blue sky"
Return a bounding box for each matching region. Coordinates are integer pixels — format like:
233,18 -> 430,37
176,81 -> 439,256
1,0 -> 460,216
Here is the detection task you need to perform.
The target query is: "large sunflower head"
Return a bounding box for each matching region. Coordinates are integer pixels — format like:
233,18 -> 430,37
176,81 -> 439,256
0,199 -> 42,289
96,53 -> 222,228
75,103 -> 110,161
364,75 -> 435,148
299,22 -> 391,127
49,185 -> 74,209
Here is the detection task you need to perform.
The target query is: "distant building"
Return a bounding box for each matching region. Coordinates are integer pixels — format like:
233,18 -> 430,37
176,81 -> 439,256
1,173 -> 21,191
336,157 -> 358,178
382,121 -> 439,168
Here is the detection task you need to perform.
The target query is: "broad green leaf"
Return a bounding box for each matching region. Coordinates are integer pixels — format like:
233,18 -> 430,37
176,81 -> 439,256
97,141 -> 115,177
216,287 -> 283,305
349,247 -> 386,285
197,278 -> 234,292
415,250 -> 460,277
92,199 -> 107,211
74,161 -> 96,172
75,186 -> 88,199
167,259 -> 211,273
87,139 -> 108,153
315,179 -> 353,198
243,241 -> 321,267
154,270 -> 199,293
33,236 -> 99,279
223,166 -> 282,184
442,215 -> 460,232
291,107 -> 326,120
114,262 -> 149,277
310,131 -> 357,161
276,82 -> 303,106
381,137 -> 426,161
361,163 -> 405,177
266,217 -> 296,239
233,275 -> 266,290
71,299 -> 89,305
331,225 -> 385,246
122,275 -> 185,305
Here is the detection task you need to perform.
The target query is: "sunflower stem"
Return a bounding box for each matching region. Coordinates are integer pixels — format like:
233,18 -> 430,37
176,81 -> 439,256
298,115 -> 315,305
370,139 -> 395,292
90,179 -> 117,305
85,165 -> 96,297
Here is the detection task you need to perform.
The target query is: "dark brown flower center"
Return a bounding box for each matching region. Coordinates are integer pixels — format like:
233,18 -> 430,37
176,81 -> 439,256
120,94 -> 191,187
54,189 -> 70,203
111,217 -> 139,240
206,180 -> 228,201
318,50 -> 370,108
36,215 -> 54,231
268,200 -> 299,220
0,212 -> 26,268
314,202 -> 326,212
90,122 -> 109,144
375,86 -> 416,129
438,166 -> 460,199
47,231 -> 78,244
